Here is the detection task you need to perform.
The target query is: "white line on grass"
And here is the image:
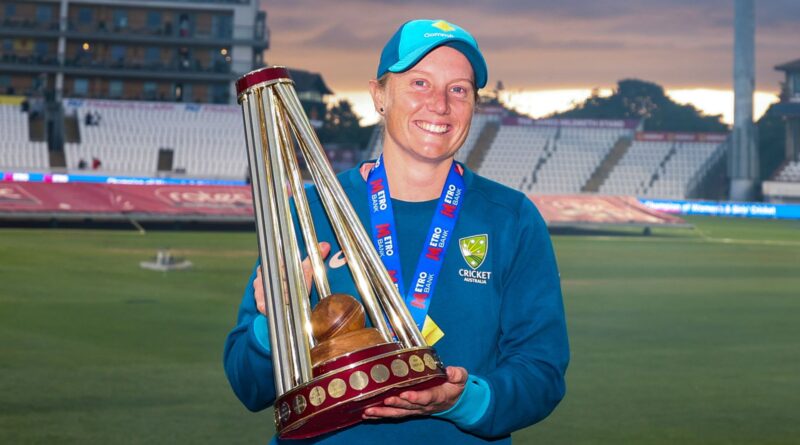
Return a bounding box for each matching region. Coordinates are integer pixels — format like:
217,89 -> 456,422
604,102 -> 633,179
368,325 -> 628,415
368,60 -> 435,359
572,234 -> 800,248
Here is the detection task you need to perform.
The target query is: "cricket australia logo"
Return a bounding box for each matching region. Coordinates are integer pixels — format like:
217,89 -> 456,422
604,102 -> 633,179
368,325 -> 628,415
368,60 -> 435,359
458,234 -> 492,284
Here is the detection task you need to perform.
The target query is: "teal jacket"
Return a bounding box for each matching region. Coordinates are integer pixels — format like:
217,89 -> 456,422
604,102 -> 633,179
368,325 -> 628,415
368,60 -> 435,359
224,164 -> 569,443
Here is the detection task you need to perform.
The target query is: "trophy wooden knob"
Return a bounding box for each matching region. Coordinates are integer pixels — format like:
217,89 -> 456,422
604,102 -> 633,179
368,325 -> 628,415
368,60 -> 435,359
310,293 -> 365,342
309,328 -> 387,368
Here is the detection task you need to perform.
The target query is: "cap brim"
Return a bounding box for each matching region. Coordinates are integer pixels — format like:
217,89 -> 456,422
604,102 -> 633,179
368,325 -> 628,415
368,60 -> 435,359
387,38 -> 488,89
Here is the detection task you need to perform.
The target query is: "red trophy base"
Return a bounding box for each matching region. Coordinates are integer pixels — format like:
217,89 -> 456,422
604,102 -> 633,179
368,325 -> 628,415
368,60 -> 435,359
275,343 -> 447,439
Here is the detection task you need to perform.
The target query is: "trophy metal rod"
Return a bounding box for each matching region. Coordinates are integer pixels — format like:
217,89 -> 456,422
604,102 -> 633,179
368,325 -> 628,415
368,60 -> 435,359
281,112 -> 390,341
350,237 -> 418,345
261,86 -> 314,385
275,83 -> 425,348
271,84 -> 389,342
300,150 -> 392,343
340,218 -> 415,345
276,104 -> 332,302
260,88 -> 305,387
276,82 -> 425,347
240,91 -> 291,396
309,145 -> 421,348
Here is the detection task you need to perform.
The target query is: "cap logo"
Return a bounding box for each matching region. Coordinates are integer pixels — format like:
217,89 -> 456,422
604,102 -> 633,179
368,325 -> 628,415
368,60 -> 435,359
431,20 -> 456,32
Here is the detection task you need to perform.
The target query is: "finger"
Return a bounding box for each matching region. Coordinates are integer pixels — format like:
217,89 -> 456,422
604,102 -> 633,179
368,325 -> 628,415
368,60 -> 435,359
396,390 -> 436,407
382,395 -> 426,410
302,242 -> 333,291
301,257 -> 314,291
446,366 -> 469,385
256,297 -> 265,315
254,266 -> 266,315
318,241 -> 331,259
395,370 -> 468,411
363,406 -> 423,419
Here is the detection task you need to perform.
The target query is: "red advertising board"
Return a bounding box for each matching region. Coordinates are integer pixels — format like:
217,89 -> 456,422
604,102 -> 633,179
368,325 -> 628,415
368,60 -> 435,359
0,182 -> 253,217
1,182 -> 686,227
528,194 -> 686,226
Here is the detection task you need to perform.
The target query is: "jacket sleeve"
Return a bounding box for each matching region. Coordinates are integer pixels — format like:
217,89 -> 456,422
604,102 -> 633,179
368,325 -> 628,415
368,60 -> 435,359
223,260 -> 278,412
461,198 -> 570,437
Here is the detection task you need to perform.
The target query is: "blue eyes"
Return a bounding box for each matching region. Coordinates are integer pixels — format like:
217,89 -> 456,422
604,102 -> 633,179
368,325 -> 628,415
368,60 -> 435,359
411,80 -> 469,96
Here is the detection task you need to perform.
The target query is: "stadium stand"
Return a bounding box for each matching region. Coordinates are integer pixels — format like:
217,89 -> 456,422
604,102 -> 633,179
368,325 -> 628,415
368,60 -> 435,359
477,118 -> 639,193
762,161 -> 800,203
528,126 -> 632,194
454,112 -> 502,164
0,103 -> 48,170
365,118 -> 728,200
600,134 -> 727,199
2,97 -> 729,202
479,125 -> 558,190
365,126 -> 384,160
646,141 -> 724,198
773,161 -> 800,182
600,141 -> 676,196
62,99 -> 246,178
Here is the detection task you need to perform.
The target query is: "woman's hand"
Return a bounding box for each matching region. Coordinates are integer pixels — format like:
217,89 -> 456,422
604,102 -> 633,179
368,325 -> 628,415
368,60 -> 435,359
253,242 -> 332,315
362,366 -> 468,419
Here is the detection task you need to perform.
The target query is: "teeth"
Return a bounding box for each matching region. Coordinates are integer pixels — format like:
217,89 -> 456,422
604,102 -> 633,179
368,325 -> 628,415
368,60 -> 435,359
418,121 -> 448,133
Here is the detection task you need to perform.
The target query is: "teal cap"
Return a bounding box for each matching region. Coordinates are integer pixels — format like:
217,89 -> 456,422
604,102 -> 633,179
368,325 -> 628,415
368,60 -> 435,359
377,19 -> 488,89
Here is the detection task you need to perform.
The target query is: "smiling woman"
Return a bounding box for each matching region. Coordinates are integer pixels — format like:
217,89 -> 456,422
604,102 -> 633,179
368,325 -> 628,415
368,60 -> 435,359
369,46 -> 477,200
224,19 -> 569,445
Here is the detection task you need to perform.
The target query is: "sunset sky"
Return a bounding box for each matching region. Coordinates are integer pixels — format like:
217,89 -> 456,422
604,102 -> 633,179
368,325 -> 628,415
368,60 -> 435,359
259,0 -> 799,125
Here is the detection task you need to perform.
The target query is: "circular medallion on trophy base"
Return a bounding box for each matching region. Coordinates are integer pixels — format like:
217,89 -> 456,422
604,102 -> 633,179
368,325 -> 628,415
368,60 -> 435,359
274,345 -> 446,439
349,371 -> 369,391
391,358 -> 410,377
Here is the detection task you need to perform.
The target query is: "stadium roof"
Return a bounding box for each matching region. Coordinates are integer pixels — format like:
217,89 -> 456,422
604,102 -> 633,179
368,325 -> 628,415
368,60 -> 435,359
287,68 -> 334,96
775,58 -> 800,73
769,102 -> 800,118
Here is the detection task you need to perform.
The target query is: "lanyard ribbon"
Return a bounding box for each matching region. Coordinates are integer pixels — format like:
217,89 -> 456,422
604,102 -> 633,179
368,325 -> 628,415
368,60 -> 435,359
366,154 -> 465,330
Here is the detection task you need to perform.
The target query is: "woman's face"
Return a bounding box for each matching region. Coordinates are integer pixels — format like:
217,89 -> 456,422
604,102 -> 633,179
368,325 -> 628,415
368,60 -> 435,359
370,46 -> 476,164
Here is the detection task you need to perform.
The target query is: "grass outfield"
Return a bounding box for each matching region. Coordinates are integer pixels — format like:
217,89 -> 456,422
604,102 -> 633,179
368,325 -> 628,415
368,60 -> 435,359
1,215 -> 798,444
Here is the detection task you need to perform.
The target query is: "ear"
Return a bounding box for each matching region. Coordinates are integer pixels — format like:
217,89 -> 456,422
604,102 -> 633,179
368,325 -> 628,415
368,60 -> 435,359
368,79 -> 385,114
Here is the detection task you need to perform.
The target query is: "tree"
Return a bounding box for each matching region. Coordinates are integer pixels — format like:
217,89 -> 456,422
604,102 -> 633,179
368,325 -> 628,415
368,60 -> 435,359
317,99 -> 374,149
552,79 -> 728,132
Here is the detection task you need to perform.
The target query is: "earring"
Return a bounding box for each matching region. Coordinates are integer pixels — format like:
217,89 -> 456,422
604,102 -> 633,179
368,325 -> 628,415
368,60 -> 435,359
380,107 -> 384,113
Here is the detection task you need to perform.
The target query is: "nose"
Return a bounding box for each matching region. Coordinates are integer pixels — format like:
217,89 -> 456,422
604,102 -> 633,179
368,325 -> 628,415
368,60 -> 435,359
427,87 -> 449,115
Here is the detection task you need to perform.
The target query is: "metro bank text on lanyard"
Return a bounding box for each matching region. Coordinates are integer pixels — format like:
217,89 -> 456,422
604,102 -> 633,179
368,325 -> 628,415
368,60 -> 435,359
367,154 -> 465,331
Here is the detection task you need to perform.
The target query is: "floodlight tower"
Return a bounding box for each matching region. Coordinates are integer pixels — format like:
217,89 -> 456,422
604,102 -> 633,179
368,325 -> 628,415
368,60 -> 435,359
730,0 -> 758,201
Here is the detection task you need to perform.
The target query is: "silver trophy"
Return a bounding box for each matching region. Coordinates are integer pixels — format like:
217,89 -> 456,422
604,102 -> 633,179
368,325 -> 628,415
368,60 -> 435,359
236,67 -> 446,439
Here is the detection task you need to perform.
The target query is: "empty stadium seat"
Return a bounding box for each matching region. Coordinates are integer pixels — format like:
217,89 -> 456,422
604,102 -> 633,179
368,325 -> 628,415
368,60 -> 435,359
479,124 -> 632,193
62,98 -> 247,178
774,161 -> 800,182
600,139 -> 726,199
0,104 -> 49,170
